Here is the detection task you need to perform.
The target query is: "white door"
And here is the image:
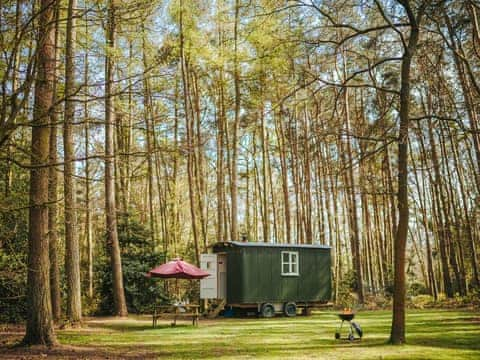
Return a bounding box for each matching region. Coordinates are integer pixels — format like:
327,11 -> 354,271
200,254 -> 218,299
218,254 -> 227,300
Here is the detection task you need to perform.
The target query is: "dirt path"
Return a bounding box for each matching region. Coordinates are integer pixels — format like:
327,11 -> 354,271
0,321 -> 160,359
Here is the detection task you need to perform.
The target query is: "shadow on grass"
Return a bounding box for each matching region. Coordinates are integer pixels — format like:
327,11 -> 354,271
49,331 -> 480,360
0,343 -> 166,359
407,332 -> 480,351
49,310 -> 480,359
86,321 -> 195,332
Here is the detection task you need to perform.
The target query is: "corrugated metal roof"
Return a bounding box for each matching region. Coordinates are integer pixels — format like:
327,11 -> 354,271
213,241 -> 331,249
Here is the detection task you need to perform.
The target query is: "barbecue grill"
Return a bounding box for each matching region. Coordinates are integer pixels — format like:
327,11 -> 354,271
335,311 -> 362,341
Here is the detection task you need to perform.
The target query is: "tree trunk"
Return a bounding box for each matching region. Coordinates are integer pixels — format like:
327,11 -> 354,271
390,3 -> 421,344
23,0 -> 57,346
105,0 -> 128,317
141,32 -> 157,248
343,73 -> 364,303
83,2 -> 93,299
192,72 -> 208,251
216,82 -> 225,242
411,130 -> 437,299
48,0 -> 61,322
63,0 -> 82,324
390,2 -> 419,344
302,106 -> 313,244
274,104 -> 291,244
260,108 -> 269,242
230,0 -> 241,242
427,119 -> 454,298
179,0 -> 200,265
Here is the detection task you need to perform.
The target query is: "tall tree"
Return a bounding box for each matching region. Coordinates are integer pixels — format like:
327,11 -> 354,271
342,50 -> 364,303
48,0 -> 61,322
179,0 -> 200,264
83,0 -> 93,299
22,0 -> 58,346
141,30 -> 157,248
63,0 -> 82,324
105,0 -> 128,317
230,0 -> 241,241
390,0 -> 426,345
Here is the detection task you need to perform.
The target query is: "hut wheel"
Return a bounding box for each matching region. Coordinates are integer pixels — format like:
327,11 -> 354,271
260,303 -> 275,318
283,302 -> 297,317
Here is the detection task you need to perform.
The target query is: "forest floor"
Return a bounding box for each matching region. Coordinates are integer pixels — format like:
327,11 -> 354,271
1,309 -> 479,359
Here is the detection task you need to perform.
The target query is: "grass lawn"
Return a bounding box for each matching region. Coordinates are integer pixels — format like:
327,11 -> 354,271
1,309 -> 479,359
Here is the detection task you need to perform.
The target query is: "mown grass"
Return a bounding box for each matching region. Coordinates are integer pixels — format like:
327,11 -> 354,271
54,309 -> 480,359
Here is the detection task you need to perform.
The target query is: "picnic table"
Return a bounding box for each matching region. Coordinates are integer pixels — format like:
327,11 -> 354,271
152,304 -> 200,327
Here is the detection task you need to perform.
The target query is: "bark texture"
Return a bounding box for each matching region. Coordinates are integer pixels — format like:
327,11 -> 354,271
64,0 -> 82,323
390,0 -> 422,344
105,0 -> 128,317
23,0 -> 57,346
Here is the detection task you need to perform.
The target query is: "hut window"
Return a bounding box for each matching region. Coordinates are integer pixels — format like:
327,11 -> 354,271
281,251 -> 299,276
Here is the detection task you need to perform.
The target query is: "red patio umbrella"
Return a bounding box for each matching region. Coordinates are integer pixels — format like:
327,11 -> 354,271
146,258 -> 210,279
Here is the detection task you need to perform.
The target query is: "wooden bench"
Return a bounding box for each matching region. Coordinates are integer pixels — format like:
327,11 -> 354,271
152,304 -> 200,327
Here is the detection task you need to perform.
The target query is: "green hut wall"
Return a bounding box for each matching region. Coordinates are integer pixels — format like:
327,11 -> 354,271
212,242 -> 331,304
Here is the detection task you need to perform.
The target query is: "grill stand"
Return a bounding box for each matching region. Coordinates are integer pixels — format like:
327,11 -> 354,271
335,319 -> 356,341
335,313 -> 362,341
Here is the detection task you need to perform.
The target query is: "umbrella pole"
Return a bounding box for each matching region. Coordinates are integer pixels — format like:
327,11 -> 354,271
176,278 -> 179,301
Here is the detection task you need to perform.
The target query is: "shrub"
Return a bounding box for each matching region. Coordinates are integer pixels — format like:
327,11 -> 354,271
408,281 -> 430,297
96,214 -> 168,315
335,270 -> 360,309
0,208 -> 28,323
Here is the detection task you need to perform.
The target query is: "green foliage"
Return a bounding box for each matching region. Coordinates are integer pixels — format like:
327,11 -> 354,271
96,214 -> 168,315
408,290 -> 480,310
0,248 -> 27,322
335,270 -> 360,309
408,281 -> 430,297
383,265 -> 395,297
408,294 -> 437,309
0,201 -> 28,322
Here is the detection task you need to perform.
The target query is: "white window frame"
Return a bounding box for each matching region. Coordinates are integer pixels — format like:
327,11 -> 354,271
281,251 -> 299,276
